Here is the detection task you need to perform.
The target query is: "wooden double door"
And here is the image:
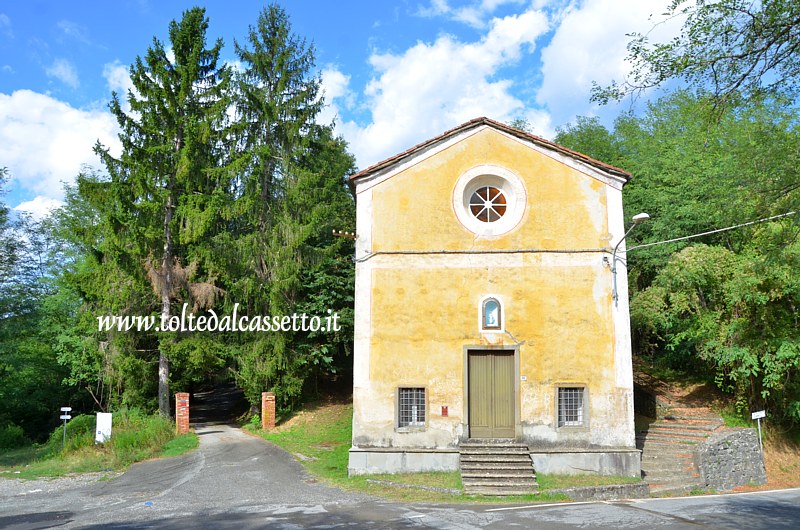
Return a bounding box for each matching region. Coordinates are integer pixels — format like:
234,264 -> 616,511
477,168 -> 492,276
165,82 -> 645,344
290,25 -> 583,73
468,350 -> 515,438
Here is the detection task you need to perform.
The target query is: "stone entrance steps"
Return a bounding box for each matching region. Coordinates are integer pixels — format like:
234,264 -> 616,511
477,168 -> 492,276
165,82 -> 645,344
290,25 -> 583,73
459,440 -> 538,496
637,413 -> 724,496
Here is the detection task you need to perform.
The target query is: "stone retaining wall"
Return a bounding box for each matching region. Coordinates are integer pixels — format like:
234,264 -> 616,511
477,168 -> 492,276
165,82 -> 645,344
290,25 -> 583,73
694,428 -> 766,491
548,482 -> 650,501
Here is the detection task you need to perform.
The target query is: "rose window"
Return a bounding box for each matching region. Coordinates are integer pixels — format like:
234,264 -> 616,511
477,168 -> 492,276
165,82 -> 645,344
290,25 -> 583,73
469,186 -> 507,222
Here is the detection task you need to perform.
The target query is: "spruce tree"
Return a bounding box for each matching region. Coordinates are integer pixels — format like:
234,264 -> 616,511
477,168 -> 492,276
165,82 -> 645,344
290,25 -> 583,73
91,7 -> 231,417
227,5 -> 355,409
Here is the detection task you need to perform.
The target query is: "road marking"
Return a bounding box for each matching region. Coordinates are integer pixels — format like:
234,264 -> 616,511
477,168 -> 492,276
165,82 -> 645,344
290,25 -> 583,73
272,505 -> 327,515
630,486 -> 800,503
486,501 -> 597,512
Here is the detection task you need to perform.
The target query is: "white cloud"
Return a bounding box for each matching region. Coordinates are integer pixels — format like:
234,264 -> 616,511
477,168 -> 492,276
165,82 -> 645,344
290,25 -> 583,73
45,58 -> 80,89
103,61 -> 132,95
536,0 -> 679,121
339,8 -> 550,168
13,196 -> 63,220
318,67 -> 354,126
225,59 -> 245,75
103,61 -> 144,116
416,0 -> 450,18
518,107 -> 553,137
451,6 -> 484,27
57,20 -> 91,45
0,90 -> 120,206
417,0 -> 526,28
0,13 -> 12,39
322,67 -> 353,103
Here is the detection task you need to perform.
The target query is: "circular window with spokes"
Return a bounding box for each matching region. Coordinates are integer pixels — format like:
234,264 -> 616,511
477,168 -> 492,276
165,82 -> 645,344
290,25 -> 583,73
469,186 -> 507,223
453,165 -> 526,237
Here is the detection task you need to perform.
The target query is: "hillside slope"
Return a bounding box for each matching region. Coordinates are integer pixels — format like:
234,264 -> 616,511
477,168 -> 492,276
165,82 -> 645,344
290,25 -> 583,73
634,361 -> 800,492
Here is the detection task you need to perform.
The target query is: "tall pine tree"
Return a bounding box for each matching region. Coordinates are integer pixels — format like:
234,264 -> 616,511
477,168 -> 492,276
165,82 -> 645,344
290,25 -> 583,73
90,7 -> 232,416
226,4 -> 356,409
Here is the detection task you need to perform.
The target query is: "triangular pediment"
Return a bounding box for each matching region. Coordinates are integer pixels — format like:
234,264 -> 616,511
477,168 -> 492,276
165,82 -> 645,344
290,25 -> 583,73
349,117 -> 631,193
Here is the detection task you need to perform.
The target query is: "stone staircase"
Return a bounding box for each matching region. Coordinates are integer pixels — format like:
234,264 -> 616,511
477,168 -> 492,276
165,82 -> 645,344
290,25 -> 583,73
637,408 -> 724,496
459,440 -> 539,496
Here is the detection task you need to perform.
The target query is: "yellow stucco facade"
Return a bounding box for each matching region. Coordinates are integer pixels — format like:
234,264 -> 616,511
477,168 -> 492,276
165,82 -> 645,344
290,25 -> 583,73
348,118 -> 640,476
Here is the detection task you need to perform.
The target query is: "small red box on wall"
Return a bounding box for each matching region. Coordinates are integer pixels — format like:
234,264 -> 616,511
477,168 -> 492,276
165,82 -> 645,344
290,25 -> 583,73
441,406 -> 448,417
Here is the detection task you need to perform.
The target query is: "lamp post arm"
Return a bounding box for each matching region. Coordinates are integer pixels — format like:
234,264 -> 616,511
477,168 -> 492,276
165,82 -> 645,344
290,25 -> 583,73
611,222 -> 639,306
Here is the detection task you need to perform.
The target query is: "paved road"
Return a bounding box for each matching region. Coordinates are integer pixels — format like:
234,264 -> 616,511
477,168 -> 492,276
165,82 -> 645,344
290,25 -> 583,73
2,423 -> 799,529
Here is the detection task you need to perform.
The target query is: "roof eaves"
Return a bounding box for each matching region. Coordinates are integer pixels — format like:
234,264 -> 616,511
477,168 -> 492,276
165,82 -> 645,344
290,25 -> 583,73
348,117 -> 632,183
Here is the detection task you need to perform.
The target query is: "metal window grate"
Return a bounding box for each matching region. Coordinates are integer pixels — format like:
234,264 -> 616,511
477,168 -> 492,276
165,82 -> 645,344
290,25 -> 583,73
469,186 -> 507,222
399,388 -> 426,427
558,387 -> 584,427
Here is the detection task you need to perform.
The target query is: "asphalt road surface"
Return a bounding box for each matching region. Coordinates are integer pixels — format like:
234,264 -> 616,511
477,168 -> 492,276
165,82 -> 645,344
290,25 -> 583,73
2,383 -> 799,530
2,422 -> 800,529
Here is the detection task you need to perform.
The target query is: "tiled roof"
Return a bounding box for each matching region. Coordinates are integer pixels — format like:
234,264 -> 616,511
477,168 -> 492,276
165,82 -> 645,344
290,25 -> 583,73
349,116 -> 632,182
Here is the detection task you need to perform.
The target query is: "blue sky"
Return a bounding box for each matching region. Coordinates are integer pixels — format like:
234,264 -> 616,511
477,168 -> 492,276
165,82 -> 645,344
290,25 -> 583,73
0,0 -> 679,217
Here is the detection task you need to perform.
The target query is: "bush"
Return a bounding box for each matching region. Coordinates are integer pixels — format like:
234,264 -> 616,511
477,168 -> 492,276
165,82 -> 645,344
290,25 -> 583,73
41,409 -> 175,464
109,409 -> 174,465
46,414 -> 96,453
0,423 -> 29,449
1,408 -> 195,479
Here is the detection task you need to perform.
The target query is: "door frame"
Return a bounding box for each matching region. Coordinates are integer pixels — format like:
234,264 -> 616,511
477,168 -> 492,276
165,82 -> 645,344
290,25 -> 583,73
462,345 -> 520,440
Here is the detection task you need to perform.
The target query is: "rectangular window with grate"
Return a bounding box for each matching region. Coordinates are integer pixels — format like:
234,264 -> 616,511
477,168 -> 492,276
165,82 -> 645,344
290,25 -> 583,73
558,387 -> 585,427
398,387 -> 426,428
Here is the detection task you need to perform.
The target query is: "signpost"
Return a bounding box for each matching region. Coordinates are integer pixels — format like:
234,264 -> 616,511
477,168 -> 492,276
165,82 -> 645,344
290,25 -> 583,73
60,407 -> 72,451
752,410 -> 765,454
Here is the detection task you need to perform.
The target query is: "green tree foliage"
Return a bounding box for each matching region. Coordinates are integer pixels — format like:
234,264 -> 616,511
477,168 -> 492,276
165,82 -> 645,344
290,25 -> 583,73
620,92 -> 800,285
557,92 -> 800,426
51,181 -> 156,412
634,242 -> 800,424
90,7 -> 232,416
0,167 -> 22,318
0,175 -> 88,441
558,91 -> 800,277
554,116 -> 627,169
0,4 -> 353,434
593,0 -> 800,107
225,5 -> 356,411
52,4 -> 357,420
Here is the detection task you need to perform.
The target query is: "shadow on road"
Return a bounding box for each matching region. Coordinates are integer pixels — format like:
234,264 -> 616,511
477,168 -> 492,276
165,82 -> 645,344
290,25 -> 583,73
0,511 -> 75,529
189,381 -> 249,426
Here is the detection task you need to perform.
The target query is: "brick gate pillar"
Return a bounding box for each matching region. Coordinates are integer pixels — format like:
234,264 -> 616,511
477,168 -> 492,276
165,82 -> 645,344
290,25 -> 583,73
262,392 -> 275,430
176,392 -> 190,434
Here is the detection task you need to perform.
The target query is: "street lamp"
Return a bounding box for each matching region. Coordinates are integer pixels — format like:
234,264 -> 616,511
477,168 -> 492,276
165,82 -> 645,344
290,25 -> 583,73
612,212 -> 650,305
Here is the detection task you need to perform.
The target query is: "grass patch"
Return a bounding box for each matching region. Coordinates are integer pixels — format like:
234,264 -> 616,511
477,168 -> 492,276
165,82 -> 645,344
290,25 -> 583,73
689,488 -> 715,495
249,400 -> 634,504
718,405 -> 755,428
0,444 -> 50,468
0,408 -> 197,480
248,401 -> 352,483
160,432 -> 199,458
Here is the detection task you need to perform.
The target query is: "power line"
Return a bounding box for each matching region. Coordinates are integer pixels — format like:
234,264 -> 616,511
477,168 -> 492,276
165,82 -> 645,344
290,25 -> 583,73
627,211 -> 798,251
